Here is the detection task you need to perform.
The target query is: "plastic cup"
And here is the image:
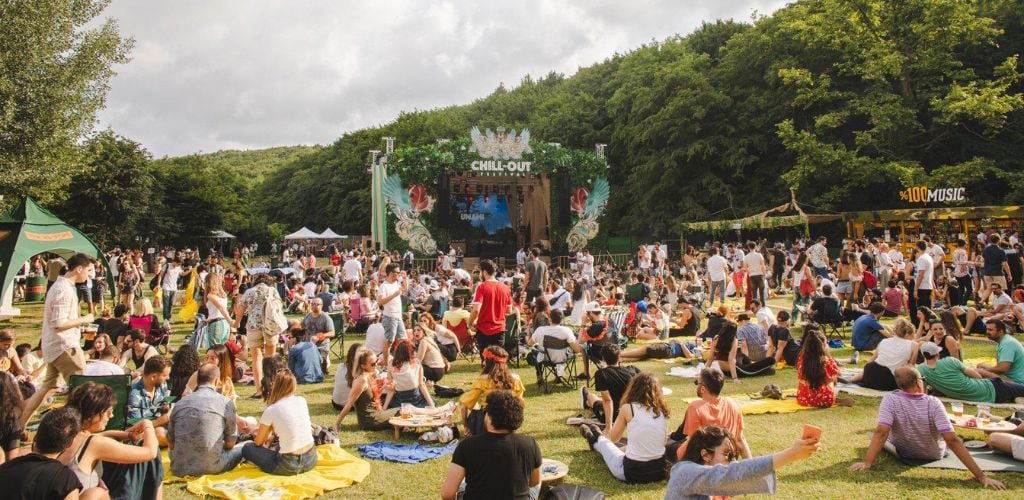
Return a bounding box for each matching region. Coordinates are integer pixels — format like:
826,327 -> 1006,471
977,404 -> 991,425
951,402 -> 964,418
401,403 -> 412,419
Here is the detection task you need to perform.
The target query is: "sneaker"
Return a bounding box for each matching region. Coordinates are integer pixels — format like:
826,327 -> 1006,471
580,387 -> 590,411
579,423 -> 598,449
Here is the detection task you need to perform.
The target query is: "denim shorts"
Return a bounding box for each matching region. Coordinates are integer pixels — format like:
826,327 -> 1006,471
381,315 -> 407,342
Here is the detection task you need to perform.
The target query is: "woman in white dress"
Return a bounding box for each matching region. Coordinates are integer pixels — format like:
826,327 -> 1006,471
569,280 -> 590,326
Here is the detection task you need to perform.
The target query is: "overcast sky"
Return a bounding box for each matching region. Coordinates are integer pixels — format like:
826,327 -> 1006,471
96,0 -> 789,157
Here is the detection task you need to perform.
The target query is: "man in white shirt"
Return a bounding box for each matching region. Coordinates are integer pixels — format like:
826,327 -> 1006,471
377,263 -> 408,366
342,254 -> 362,283
926,237 -> 945,273
159,258 -> 184,322
516,247 -> 527,267
363,322 -> 386,355
752,300 -> 776,330
914,240 -> 935,309
876,243 -> 893,290
547,283 -> 571,312
527,310 -> 581,380
581,249 -> 595,280
22,253 -> 95,429
705,247 -> 729,306
808,236 -> 830,278
742,242 -> 767,304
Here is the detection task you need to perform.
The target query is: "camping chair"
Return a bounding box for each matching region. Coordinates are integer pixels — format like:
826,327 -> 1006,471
606,309 -> 630,348
814,298 -> 846,339
503,314 -> 523,367
538,336 -> 579,394
446,316 -> 476,363
328,311 -> 347,360
68,374 -> 131,431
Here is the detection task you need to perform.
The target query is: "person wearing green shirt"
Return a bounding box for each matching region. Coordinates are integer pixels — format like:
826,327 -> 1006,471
977,320 -> 1024,384
918,342 -> 1024,403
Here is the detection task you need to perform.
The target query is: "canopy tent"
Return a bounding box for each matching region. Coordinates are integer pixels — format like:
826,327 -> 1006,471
0,197 -> 113,318
284,227 -> 320,240
319,228 -> 345,239
211,230 -> 236,239
680,191 -> 840,236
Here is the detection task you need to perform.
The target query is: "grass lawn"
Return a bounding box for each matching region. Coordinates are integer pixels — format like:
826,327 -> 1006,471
4,291 -> 1024,499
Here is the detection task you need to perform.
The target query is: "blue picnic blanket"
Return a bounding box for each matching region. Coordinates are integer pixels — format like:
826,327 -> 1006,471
356,440 -> 458,464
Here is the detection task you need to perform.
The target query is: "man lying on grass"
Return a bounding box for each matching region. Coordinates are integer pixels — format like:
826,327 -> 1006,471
849,366 -> 1004,490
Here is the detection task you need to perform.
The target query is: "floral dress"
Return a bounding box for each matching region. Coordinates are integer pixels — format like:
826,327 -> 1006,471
796,354 -> 839,408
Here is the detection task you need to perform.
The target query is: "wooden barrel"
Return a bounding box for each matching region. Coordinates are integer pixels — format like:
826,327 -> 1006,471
25,275 -> 47,302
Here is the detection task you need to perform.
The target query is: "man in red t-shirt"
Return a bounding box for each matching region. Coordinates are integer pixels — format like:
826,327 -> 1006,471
469,260 -> 512,356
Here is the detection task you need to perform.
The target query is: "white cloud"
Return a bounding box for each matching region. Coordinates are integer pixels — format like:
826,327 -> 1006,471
96,0 -> 789,156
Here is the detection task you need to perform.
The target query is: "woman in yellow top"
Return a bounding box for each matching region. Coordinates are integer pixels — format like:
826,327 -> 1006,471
459,346 -> 525,436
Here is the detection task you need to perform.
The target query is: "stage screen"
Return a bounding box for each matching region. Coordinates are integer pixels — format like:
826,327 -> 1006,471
449,194 -> 513,236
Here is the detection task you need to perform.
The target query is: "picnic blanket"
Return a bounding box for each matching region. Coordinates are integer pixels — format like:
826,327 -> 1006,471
681,389 -> 815,415
836,383 -> 1024,410
666,366 -> 702,378
356,440 -> 458,464
162,445 -> 371,499
893,445 -> 1024,472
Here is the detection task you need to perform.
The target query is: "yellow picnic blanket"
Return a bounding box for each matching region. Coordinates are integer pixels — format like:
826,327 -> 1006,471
964,357 -> 997,367
682,389 -> 819,415
162,445 -> 371,499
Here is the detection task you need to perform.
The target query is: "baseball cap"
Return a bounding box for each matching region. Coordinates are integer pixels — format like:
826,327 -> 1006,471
920,342 -> 942,357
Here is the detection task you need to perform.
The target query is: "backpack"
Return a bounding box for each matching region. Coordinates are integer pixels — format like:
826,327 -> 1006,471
261,286 -> 288,336
862,270 -> 878,289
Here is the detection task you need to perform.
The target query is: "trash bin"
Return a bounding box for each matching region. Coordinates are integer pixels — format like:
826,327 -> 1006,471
271,256 -> 279,269
26,275 -> 47,302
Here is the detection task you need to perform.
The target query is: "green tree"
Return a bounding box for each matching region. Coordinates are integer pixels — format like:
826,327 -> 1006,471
0,0 -> 133,209
55,130 -> 153,248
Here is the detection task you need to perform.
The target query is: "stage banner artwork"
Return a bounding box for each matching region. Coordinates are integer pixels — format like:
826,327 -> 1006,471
380,174 -> 438,254
566,177 -> 610,252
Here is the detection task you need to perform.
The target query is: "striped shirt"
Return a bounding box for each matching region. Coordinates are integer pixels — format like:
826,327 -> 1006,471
878,390 -> 951,460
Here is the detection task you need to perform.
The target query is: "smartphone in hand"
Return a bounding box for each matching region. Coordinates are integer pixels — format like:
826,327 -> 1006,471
802,424 -> 822,444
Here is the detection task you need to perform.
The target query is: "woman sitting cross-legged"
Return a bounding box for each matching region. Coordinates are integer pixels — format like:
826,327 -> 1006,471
384,339 -> 435,409
796,326 -> 854,408
240,369 -> 317,476
579,372 -> 669,484
336,349 -> 452,431
703,322 -> 775,382
665,425 -> 819,500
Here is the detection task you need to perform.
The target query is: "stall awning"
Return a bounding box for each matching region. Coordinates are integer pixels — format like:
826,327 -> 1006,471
681,191 -> 840,234
319,228 -> 344,239
284,227 -> 320,239
211,230 -> 236,239
842,206 -> 1024,223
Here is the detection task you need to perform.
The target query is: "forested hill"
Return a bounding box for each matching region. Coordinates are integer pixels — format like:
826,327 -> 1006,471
163,145 -> 324,182
259,0 -> 1024,241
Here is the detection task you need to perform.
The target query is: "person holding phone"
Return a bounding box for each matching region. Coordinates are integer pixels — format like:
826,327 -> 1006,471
850,367 -> 1005,490
665,424 -> 819,499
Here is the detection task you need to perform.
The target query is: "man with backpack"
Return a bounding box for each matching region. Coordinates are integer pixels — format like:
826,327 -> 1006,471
235,274 -> 287,398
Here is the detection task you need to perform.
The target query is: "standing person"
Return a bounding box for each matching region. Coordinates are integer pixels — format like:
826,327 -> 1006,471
442,390 -> 542,500
981,234 -> 1011,304
204,272 -> 233,348
524,249 -> 548,305
914,241 -> 935,309
241,370 -> 318,476
167,364 -> 244,477
705,247 -> 729,307
21,254 -> 94,431
952,239 -> 973,306
469,260 -> 513,356
743,242 -> 767,306
579,372 -> 669,484
377,263 -> 408,367
235,275 -> 286,399
808,236 -> 830,278
157,258 -> 184,323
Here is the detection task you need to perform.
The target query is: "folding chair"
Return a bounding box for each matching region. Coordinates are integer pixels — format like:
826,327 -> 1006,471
606,309 -> 629,349
504,314 -> 523,367
815,299 -> 846,339
68,374 -> 131,431
538,336 -> 579,394
328,311 -> 347,360
446,315 -> 476,363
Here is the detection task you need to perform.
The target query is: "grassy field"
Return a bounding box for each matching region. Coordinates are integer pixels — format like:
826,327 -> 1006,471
4,291 -> 1024,499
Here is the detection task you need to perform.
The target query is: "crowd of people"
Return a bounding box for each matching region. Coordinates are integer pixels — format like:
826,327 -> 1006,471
1,231 -> 1024,498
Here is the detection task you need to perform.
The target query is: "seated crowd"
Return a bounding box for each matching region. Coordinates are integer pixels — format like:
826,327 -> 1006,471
4,235 -> 1024,500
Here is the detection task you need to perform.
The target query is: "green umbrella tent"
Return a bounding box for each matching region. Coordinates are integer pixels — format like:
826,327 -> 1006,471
0,197 -> 113,318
